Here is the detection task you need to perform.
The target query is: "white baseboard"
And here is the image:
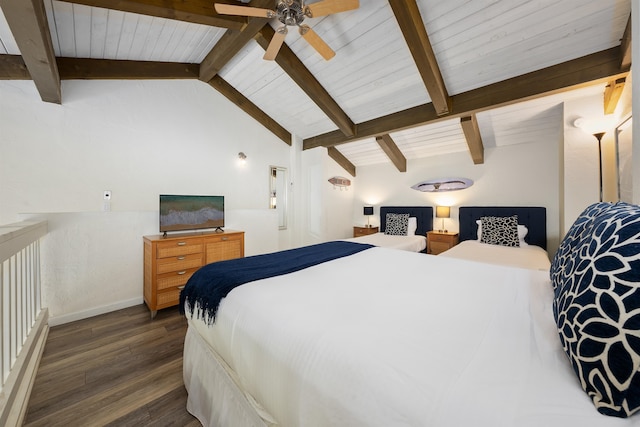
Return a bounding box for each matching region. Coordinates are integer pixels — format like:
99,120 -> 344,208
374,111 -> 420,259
47,297 -> 144,326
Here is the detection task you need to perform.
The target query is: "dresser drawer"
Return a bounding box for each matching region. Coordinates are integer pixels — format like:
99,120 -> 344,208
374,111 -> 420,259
156,253 -> 203,275
204,233 -> 243,244
156,267 -> 199,291
204,233 -> 244,264
156,287 -> 182,309
156,239 -> 204,259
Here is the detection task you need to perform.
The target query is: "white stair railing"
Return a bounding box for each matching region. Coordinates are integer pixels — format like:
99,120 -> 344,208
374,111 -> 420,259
0,221 -> 48,426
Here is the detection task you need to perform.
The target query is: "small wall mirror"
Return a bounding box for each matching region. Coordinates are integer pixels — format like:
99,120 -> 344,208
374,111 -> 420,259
270,166 -> 288,230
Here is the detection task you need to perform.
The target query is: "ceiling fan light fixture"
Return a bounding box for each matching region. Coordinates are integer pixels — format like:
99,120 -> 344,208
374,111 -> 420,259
214,0 -> 358,60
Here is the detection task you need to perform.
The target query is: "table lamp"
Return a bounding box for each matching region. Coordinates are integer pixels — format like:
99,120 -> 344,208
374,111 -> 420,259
436,206 -> 450,232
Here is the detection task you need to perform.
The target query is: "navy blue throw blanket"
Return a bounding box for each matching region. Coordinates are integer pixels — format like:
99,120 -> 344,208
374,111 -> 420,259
180,241 -> 373,324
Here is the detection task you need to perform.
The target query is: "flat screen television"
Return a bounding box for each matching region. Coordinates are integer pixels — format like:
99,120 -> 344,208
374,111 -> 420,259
159,195 -> 224,234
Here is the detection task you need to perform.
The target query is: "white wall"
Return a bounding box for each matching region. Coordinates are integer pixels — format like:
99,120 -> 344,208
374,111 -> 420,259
298,147 -> 355,246
0,79 -> 291,324
324,152 -> 356,240
1,80 -> 289,217
353,118 -> 563,254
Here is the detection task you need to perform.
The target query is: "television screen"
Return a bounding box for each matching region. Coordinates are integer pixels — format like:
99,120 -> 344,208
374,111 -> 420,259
159,195 -> 224,233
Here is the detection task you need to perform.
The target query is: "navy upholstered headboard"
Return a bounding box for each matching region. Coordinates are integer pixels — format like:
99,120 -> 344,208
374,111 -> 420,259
458,206 -> 547,249
379,206 -> 433,237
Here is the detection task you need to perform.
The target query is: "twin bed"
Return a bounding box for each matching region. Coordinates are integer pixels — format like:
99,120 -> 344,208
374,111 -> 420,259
441,206 -> 551,270
343,206 -> 432,252
180,205 -> 640,426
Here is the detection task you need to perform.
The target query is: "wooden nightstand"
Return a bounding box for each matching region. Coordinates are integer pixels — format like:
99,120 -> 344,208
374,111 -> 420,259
427,231 -> 459,255
353,226 -> 379,238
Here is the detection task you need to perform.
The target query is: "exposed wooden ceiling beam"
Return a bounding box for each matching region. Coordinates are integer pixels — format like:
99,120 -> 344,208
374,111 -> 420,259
375,134 -> 406,172
254,25 -> 356,137
57,57 -> 199,79
0,0 -> 61,103
327,147 -> 356,177
199,0 -> 274,82
388,0 -> 450,116
199,18 -> 270,82
303,46 -> 629,150
620,13 -> 632,69
60,0 -> 246,30
603,77 -> 626,115
0,55 -> 30,79
460,115 -> 484,164
209,75 -> 292,145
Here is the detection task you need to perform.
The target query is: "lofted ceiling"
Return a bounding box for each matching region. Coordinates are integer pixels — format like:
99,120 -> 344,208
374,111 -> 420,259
0,0 -> 631,176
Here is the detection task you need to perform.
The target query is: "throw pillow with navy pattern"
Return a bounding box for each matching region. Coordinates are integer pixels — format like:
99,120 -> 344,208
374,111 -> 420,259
479,215 -> 519,247
552,202 -> 640,418
384,213 -> 409,236
550,202 -> 612,293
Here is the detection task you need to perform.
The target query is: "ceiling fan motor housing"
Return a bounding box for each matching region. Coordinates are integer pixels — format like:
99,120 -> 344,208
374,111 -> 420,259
276,0 -> 306,26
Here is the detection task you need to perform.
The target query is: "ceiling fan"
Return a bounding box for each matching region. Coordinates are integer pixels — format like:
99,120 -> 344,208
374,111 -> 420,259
214,0 -> 359,61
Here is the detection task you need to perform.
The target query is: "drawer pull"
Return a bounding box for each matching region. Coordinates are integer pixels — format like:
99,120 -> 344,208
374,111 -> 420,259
178,286 -> 185,290
222,236 -> 228,241
177,271 -> 187,275
177,256 -> 186,260
177,241 -> 187,246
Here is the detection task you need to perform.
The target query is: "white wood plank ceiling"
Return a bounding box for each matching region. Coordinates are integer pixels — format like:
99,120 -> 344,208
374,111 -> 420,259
0,0 -> 631,171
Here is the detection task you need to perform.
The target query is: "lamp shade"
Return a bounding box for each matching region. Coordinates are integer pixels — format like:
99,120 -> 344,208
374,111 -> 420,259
363,206 -> 374,216
436,206 -> 450,218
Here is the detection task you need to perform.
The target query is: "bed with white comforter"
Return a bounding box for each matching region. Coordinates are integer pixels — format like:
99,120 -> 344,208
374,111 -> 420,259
438,205 -> 552,271
182,244 -> 637,426
440,239 -> 550,270
344,206 -> 432,252
343,231 -> 427,252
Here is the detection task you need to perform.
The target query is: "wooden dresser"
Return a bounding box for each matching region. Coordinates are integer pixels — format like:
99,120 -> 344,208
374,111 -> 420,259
143,230 -> 244,318
427,231 -> 459,255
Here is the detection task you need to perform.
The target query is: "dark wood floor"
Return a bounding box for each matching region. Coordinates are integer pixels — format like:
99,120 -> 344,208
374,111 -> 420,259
24,304 -> 201,427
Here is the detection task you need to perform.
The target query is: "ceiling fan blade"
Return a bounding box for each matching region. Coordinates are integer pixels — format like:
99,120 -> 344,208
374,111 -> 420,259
214,3 -> 275,18
305,0 -> 359,18
264,27 -> 288,61
299,25 -> 335,60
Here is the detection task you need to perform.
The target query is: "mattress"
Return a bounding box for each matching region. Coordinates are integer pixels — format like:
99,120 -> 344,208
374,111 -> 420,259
439,240 -> 551,270
183,246 -> 637,427
343,232 -> 427,252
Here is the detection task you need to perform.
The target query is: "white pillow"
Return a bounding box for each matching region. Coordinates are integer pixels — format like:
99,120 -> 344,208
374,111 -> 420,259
408,217 -> 417,235
476,220 -> 528,246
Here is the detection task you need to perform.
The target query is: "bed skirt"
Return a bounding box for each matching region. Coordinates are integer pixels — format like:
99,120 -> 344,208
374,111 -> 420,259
183,325 -> 277,427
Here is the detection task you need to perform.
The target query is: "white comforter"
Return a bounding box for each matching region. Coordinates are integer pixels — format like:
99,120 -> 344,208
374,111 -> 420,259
343,232 -> 427,252
439,239 -> 551,270
187,246 -> 636,427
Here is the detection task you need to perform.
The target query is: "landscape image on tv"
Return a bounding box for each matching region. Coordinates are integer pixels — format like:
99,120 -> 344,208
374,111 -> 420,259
159,195 -> 224,232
